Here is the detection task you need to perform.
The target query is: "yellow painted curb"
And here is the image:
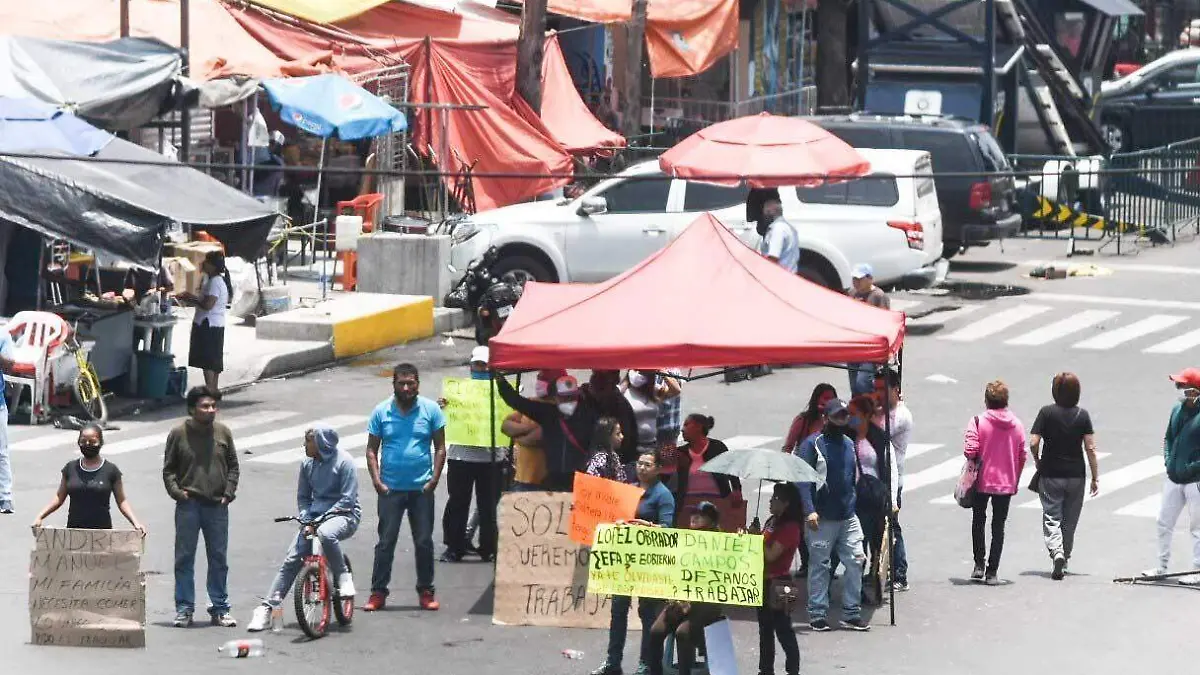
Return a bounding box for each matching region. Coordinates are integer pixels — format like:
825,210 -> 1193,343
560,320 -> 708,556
331,296 -> 434,359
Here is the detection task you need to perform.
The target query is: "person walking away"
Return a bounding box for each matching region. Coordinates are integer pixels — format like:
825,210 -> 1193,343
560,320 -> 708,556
163,386 -> 239,627
365,363 -> 447,612
757,197 -> 799,273
646,502 -> 726,675
655,370 -> 684,476
178,250 -> 232,394
874,369 -> 913,591
496,373 -> 601,491
673,414 -> 741,527
752,482 -> 803,675
0,327 -> 16,514
439,346 -> 503,562
796,399 -> 870,632
501,370 -> 560,491
591,449 -> 675,675
964,380 -> 1027,585
847,265 -> 889,396
848,395 -> 897,604
1029,372 -> 1098,581
1142,368 -> 1200,583
248,425 -> 360,631
32,423 -> 146,534
586,417 -> 630,482
584,370 -> 640,465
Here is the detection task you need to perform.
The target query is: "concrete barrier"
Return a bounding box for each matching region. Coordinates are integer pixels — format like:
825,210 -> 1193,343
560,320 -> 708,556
357,233 -> 453,302
256,293 -> 434,360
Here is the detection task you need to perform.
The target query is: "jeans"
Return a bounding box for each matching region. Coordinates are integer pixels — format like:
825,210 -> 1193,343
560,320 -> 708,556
605,595 -> 663,669
265,515 -> 358,605
442,460 -> 500,557
1039,477 -> 1086,560
847,364 -> 874,397
806,516 -> 865,621
757,596 -> 800,675
1155,478 -> 1200,569
971,493 -> 1012,572
0,406 -> 11,508
510,482 -> 543,493
893,488 -> 908,583
174,500 -> 230,615
371,490 -> 435,595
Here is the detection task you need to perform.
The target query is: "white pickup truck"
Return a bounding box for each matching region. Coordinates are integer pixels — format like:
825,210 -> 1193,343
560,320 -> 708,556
442,147 -> 947,291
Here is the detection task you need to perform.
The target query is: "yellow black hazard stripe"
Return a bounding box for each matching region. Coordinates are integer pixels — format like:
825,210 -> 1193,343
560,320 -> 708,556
1031,196 -> 1135,233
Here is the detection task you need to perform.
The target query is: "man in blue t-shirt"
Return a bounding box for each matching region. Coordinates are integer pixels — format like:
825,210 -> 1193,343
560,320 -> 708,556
0,330 -> 16,514
364,362 -> 447,612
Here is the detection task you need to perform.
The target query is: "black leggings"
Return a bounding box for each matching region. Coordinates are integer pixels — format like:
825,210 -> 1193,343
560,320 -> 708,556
757,601 -> 800,675
972,494 -> 1012,572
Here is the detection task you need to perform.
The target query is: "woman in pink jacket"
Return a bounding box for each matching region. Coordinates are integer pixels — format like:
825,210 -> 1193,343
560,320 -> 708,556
964,380 -> 1027,585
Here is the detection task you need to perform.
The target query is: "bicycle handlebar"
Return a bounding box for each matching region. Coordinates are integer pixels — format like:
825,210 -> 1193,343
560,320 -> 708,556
273,510 -> 353,526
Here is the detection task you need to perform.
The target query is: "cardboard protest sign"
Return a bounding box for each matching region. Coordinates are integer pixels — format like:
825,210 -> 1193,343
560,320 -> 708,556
29,528 -> 146,648
569,472 -> 643,545
493,492 -> 637,629
588,524 -> 764,607
442,377 -> 515,447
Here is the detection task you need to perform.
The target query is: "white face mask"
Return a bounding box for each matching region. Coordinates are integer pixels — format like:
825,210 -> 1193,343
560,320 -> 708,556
628,372 -> 649,389
558,401 -> 578,416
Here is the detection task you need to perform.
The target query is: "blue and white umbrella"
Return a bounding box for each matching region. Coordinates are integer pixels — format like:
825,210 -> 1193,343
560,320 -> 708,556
261,74 -> 406,141
0,96 -> 112,156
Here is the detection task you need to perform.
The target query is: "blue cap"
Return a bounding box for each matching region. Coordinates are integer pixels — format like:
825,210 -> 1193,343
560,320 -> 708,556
852,263 -> 874,279
824,398 -> 849,419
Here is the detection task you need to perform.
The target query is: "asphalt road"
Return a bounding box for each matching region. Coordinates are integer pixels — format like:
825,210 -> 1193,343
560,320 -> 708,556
2,235 -> 1197,674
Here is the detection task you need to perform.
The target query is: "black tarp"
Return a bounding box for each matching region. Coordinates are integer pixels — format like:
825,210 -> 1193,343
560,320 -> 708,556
0,36 -> 181,131
0,138 -> 278,266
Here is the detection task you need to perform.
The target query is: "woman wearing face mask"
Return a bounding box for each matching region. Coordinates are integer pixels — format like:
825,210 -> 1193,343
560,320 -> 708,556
585,417 -> 629,483
673,414 -> 740,527
31,423 -> 146,535
622,370 -> 677,460
502,370 -> 562,491
848,395 -> 897,603
783,384 -> 838,453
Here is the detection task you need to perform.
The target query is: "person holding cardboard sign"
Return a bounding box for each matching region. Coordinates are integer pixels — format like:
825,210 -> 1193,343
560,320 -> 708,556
31,423 -> 146,535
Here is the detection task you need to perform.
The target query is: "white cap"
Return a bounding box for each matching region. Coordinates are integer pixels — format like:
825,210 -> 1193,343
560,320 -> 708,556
470,346 -> 490,364
852,263 -> 874,279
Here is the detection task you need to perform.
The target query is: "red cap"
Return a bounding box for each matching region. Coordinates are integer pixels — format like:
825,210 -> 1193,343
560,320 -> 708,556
1169,368 -> 1200,388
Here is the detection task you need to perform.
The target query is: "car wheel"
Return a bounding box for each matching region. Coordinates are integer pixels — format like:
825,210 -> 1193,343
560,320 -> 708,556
797,264 -> 835,290
941,241 -> 962,259
1100,121 -> 1127,153
492,254 -> 554,284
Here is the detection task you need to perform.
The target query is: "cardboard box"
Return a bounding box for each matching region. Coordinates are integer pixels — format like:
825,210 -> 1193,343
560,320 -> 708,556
162,257 -> 199,295
165,241 -> 223,274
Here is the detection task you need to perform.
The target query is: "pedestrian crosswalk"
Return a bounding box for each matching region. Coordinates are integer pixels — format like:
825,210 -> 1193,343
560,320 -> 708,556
894,296 -> 1200,354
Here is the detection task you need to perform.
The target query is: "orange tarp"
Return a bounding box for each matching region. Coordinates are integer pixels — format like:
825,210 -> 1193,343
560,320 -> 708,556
0,0 -> 298,80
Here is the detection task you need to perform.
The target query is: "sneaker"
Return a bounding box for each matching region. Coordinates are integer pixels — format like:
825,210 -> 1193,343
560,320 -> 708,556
172,611 -> 193,628
211,612 -> 237,628
439,548 -> 464,563
893,580 -> 910,592
984,572 -> 1000,586
419,589 -> 440,611
247,605 -> 271,632
1140,567 -> 1168,578
808,618 -> 832,632
364,592 -> 387,612
970,564 -> 985,582
1178,574 -> 1200,586
464,542 -> 481,557
839,617 -> 871,632
589,662 -> 622,675
632,662 -> 650,675
337,572 -> 356,598
0,502 -> 13,514
1051,554 -> 1066,581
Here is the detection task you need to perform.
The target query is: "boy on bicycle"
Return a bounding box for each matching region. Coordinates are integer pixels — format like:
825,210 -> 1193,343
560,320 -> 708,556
248,425 -> 361,632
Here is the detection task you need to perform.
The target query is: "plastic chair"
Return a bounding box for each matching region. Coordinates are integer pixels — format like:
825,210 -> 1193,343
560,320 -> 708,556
334,193 -> 384,291
4,311 -> 71,424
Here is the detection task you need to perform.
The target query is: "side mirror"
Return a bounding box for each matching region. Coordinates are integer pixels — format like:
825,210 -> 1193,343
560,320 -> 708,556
447,263 -> 457,274
576,196 -> 608,217
1144,81 -> 1160,96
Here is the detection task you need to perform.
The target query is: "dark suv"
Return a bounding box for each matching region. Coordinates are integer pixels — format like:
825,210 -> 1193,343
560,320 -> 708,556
803,115 -> 1021,258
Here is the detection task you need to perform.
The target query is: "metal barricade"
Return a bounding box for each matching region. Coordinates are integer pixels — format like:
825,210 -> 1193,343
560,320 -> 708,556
1102,137 -> 1200,253
1009,153 -> 1107,248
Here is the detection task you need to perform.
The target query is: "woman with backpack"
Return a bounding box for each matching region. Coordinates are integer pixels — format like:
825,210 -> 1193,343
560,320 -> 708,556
848,395 -> 896,603
964,380 -> 1028,585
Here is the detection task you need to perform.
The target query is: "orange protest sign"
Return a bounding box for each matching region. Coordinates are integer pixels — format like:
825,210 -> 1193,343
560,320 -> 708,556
569,472 -> 644,545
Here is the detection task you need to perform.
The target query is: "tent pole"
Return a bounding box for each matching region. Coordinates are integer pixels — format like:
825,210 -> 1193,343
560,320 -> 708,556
883,363 -> 896,627
35,240 -> 45,311
316,138 -> 328,301
119,0 -> 130,37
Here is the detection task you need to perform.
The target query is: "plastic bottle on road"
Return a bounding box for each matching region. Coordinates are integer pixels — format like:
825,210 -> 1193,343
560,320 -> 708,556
218,639 -> 265,658
270,606 -> 284,633
562,649 -> 585,660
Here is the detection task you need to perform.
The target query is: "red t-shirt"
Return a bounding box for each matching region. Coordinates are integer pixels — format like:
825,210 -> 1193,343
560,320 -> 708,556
763,518 -> 801,578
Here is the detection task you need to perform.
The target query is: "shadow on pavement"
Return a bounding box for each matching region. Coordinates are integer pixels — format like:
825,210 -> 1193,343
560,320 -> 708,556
949,260 -> 1019,274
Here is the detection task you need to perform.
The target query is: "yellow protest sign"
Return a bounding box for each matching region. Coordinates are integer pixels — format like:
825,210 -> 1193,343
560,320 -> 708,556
588,524 -> 765,607
29,528 -> 146,648
442,377 -> 514,447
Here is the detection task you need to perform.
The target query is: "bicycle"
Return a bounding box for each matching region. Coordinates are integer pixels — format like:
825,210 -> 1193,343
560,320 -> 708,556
272,512 -> 355,638
65,314 -> 106,425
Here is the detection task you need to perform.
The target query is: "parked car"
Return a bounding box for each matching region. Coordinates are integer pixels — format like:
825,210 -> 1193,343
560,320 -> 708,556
803,114 -> 1021,259
440,147 -> 945,291
1096,48 -> 1200,152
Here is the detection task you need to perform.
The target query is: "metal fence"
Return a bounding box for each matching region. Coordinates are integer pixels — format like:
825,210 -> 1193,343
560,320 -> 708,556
1011,140 -> 1200,255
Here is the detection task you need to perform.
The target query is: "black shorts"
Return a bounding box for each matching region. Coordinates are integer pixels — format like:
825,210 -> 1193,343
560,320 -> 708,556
188,320 -> 225,373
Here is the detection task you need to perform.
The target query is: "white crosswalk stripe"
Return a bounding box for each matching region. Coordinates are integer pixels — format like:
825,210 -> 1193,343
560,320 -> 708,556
1015,452 -> 1112,509
10,421 -> 156,452
724,435 -> 782,451
250,432 -> 370,465
1143,328 -> 1200,354
1115,493 -> 1162,518
1005,310 -> 1119,346
1073,315 -> 1187,350
238,415 -> 366,454
105,410 -> 301,455
904,458 -> 965,492
939,305 -> 1052,342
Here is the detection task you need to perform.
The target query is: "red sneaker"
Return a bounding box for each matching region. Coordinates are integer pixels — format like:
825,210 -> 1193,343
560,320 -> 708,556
363,592 -> 386,612
419,590 -> 439,611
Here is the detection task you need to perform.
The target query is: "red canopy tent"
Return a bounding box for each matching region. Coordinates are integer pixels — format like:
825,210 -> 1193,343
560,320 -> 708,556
489,214 -> 906,370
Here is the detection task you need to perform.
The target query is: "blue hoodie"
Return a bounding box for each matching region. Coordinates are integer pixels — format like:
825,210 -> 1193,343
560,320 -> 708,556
299,425 -> 361,524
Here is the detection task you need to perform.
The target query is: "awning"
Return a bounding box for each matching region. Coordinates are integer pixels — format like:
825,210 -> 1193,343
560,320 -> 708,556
1075,0 -> 1143,17
489,214 -> 905,370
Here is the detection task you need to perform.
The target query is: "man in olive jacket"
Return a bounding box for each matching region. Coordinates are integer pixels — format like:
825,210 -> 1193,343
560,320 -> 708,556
163,387 -> 239,628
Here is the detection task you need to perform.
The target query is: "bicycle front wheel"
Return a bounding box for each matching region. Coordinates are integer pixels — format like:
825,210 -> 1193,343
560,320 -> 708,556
333,556 -> 354,626
293,562 -> 329,639
74,366 -> 107,425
